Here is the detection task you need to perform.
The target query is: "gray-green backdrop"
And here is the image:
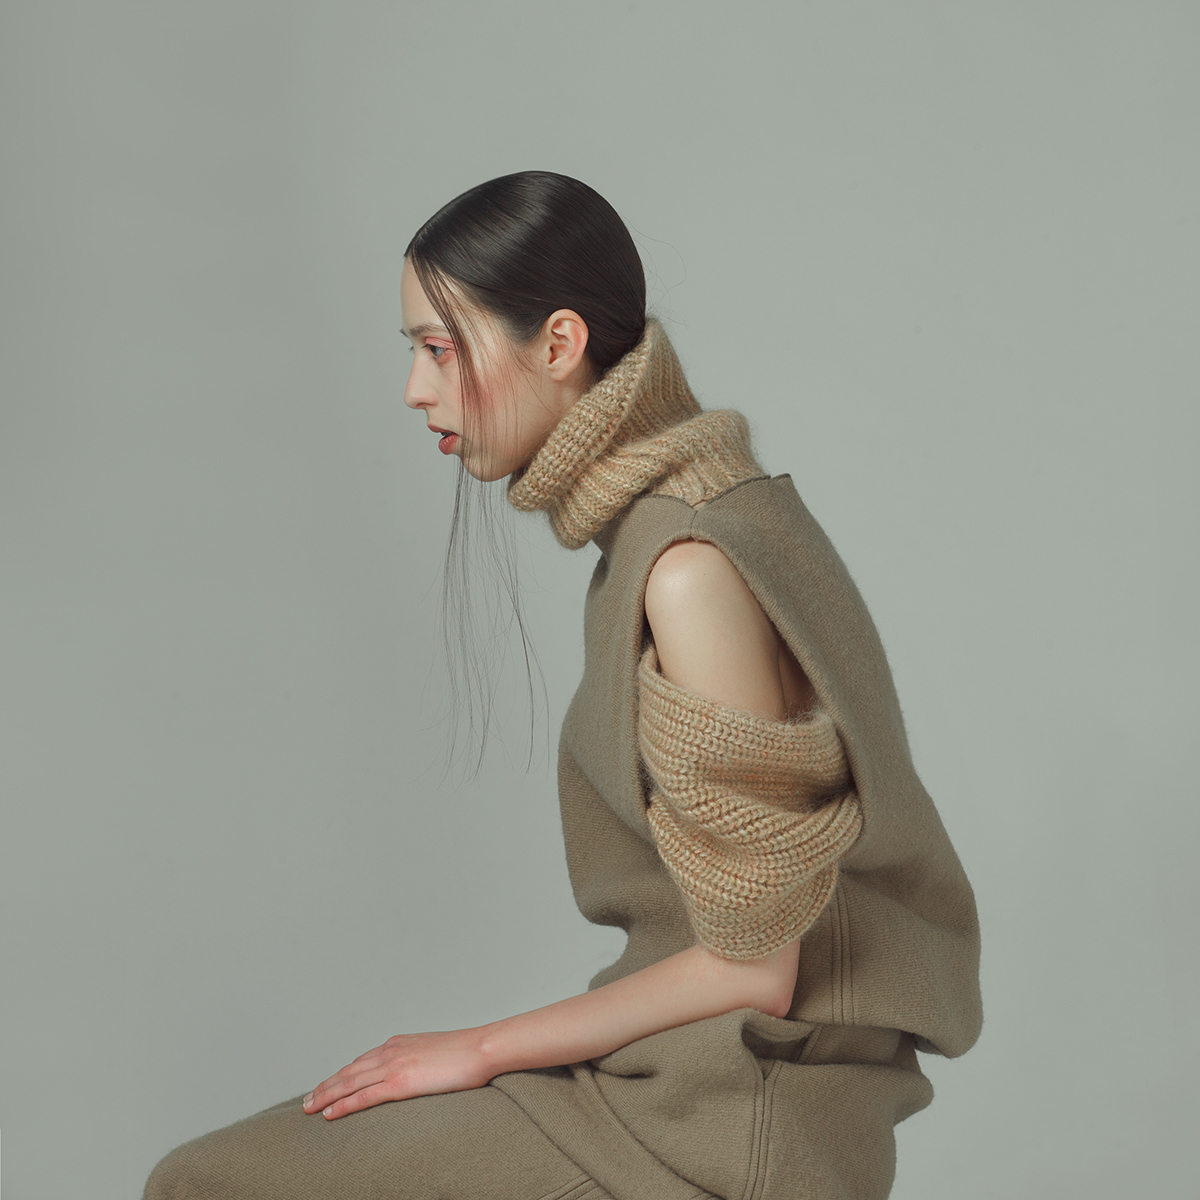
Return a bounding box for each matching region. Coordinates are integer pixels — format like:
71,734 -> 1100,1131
2,2 -> 1197,1197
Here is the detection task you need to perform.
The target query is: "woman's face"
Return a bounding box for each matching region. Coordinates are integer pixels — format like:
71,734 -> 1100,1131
400,258 -> 586,483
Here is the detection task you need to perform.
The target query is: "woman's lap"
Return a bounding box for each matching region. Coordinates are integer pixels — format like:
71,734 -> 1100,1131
143,1084 -> 610,1200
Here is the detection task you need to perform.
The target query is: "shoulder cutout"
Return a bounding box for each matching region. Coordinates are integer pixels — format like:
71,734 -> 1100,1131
644,539 -> 788,719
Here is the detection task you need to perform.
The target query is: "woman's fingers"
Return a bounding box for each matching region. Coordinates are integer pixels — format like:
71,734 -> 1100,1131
303,1037 -> 405,1114
303,1064 -> 382,1115
319,1079 -> 401,1120
303,1061 -> 417,1120
302,1029 -> 491,1119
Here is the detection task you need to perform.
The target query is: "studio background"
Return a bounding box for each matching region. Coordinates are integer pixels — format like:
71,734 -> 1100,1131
2,3 -> 1196,1197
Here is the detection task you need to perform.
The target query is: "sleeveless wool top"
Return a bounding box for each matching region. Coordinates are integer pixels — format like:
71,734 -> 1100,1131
492,318 -> 982,1200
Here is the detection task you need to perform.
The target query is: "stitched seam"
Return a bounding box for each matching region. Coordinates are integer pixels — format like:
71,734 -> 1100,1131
740,1057 -> 768,1200
743,1059 -> 781,1200
834,885 -> 844,1023
642,473 -> 774,513
830,883 -> 842,1023
534,1175 -> 595,1200
841,882 -> 855,1023
838,884 -> 853,1024
566,1180 -> 615,1200
578,1186 -> 616,1200
759,1060 -> 781,1200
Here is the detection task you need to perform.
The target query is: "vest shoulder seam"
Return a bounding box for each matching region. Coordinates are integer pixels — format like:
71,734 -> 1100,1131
639,471 -> 777,514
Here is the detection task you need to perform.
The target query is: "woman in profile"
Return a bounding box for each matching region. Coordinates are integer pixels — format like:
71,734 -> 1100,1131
145,170 -> 981,1200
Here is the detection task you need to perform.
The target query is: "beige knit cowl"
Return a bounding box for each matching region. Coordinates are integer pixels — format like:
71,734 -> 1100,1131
510,317 -> 863,960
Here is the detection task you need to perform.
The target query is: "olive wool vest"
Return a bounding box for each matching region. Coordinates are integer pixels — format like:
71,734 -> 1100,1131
495,318 -> 983,1200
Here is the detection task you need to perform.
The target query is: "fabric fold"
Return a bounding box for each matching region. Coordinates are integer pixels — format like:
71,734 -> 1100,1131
637,643 -> 863,960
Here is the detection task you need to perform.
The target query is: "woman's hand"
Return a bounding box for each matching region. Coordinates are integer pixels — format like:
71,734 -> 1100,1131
301,1027 -> 493,1120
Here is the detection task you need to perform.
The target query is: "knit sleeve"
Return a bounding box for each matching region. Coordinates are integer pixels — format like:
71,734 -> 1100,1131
637,642 -> 863,961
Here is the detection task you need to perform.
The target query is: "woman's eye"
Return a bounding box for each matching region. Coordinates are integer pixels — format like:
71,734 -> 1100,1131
424,339 -> 455,362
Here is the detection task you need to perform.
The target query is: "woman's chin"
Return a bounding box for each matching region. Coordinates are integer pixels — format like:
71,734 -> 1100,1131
464,454 -> 521,484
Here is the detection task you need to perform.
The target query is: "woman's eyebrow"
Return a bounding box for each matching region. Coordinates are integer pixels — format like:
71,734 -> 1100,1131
401,322 -> 450,339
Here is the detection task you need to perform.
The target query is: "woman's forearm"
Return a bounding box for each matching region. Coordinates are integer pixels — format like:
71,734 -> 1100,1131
304,938 -> 801,1120
476,939 -> 800,1079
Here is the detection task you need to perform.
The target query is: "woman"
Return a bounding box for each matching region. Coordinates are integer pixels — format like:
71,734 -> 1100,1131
145,171 -> 981,1200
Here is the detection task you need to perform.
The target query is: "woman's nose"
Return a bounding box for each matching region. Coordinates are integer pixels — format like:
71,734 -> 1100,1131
403,362 -> 432,411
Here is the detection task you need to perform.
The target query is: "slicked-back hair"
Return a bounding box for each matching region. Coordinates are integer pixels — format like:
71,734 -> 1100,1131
405,172 -> 647,778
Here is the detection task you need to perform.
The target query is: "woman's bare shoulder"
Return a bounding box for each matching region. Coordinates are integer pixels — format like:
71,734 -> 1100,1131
643,540 -> 787,718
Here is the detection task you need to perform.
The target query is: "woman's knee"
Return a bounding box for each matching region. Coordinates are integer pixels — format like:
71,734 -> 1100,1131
142,1138 -> 216,1199
142,1095 -> 309,1199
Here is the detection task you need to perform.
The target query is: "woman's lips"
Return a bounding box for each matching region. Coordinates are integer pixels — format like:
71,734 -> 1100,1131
428,424 -> 459,454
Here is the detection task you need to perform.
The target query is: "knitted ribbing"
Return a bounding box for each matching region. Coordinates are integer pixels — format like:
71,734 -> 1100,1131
507,317 -> 766,547
637,643 -> 864,961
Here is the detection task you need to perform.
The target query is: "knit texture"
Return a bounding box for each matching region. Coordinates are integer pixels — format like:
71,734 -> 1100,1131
509,315 -> 863,958
638,643 -> 863,960
507,317 -> 766,546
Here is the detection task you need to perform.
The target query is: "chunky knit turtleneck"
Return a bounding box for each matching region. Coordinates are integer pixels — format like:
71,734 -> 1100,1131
507,317 -> 766,548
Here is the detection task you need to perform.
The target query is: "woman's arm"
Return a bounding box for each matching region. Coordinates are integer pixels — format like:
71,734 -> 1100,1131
304,539 -> 803,1120
303,937 -> 799,1119
479,937 -> 801,1074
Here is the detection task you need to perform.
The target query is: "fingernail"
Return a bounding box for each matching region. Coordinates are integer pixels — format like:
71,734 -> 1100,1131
303,1093 -> 313,1108
323,1106 -> 333,1118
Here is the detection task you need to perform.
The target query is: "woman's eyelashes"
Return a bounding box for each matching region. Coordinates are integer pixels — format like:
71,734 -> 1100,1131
405,339 -> 454,362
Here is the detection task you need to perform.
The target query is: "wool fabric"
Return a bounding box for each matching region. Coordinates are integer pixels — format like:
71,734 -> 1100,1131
638,642 -> 863,961
508,317 -> 764,548
511,316 -> 864,960
492,313 -> 982,1196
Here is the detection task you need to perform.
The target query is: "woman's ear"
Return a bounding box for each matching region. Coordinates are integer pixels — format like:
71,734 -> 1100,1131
542,310 -> 591,384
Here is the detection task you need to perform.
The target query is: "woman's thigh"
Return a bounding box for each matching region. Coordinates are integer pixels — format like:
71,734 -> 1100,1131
143,1085 -> 609,1200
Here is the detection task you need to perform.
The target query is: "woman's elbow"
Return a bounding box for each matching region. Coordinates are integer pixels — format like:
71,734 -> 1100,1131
753,940 -> 801,1017
702,939 -> 800,1019
751,966 -> 797,1019
757,984 -> 796,1020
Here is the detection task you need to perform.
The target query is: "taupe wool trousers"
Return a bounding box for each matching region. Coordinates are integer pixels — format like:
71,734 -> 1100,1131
143,1023 -> 932,1199
143,1085 -> 612,1200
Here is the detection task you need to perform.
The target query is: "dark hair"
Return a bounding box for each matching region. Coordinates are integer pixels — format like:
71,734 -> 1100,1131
407,171 -> 646,399
405,172 -> 647,778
